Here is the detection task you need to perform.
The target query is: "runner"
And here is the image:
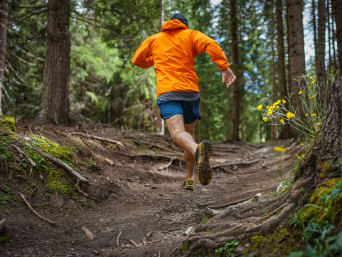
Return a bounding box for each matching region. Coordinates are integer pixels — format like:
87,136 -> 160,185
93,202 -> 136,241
132,14 -> 235,191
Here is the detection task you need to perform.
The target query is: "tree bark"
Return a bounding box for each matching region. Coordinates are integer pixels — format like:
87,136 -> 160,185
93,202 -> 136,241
332,0 -> 342,75
230,0 -> 240,141
0,0 -> 8,115
287,0 -> 306,120
297,78 -> 342,183
270,3 -> 277,140
277,0 -> 290,139
312,0 -> 318,71
37,0 -> 70,124
317,0 -> 326,100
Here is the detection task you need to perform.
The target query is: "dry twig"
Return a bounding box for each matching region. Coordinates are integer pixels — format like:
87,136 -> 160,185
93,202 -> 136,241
81,226 -> 95,240
20,193 -> 56,226
116,231 -> 122,246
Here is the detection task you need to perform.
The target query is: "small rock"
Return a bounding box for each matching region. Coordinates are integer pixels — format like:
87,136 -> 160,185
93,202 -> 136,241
92,249 -> 99,256
50,194 -> 65,208
184,226 -> 195,236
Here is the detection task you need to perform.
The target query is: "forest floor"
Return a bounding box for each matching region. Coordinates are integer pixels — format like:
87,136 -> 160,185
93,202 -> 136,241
0,124 -> 301,257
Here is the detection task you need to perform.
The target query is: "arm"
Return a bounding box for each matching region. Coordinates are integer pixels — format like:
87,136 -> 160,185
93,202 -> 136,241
192,31 -> 235,88
192,30 -> 230,71
131,38 -> 154,68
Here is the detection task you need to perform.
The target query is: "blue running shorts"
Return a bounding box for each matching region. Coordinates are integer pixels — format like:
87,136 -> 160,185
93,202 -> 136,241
157,99 -> 201,124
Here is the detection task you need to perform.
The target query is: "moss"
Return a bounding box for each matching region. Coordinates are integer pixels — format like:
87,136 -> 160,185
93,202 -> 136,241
31,135 -> 73,163
296,178 -> 342,226
181,241 -> 190,255
0,116 -> 16,132
245,228 -> 299,256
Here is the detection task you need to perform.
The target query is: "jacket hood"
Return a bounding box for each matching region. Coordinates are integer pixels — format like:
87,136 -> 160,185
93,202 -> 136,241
161,20 -> 188,31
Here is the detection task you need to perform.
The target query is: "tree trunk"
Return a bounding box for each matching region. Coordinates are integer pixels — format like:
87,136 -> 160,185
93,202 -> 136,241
277,0 -> 290,139
0,0 -> 8,115
317,0 -> 326,101
331,0 -> 337,72
230,0 -> 240,141
287,0 -> 306,120
155,0 -> 164,135
297,78 -> 342,183
37,0 -> 70,124
332,0 -> 342,75
312,0 -> 318,71
270,4 -> 277,140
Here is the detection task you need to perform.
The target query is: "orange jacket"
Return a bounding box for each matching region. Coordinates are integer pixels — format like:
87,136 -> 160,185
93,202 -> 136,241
132,20 -> 230,97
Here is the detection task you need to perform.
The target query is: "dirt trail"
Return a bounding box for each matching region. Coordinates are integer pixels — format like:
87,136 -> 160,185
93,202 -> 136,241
0,127 -> 298,257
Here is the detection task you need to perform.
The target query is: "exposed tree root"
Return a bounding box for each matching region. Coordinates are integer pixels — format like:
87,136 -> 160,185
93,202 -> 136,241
69,132 -> 123,147
20,193 -> 57,226
181,176 -> 311,256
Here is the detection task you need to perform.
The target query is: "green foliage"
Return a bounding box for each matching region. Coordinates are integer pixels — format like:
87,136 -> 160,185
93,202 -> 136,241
0,184 -> 11,206
0,136 -> 11,160
288,179 -> 342,256
47,169 -> 71,194
215,240 -> 239,257
200,215 -> 211,224
31,135 -> 73,164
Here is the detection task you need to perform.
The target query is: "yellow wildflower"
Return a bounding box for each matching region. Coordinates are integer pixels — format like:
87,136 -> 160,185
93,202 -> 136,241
311,113 -> 317,117
262,117 -> 267,122
286,112 -> 296,119
266,106 -> 270,109
280,119 -> 285,124
298,90 -> 303,95
267,109 -> 273,116
300,142 -> 305,146
309,96 -> 315,100
309,75 -> 314,80
305,113 -> 309,117
311,80 -> 316,84
274,146 -> 287,152
282,99 -> 286,104
275,100 -> 281,105
257,104 -> 263,110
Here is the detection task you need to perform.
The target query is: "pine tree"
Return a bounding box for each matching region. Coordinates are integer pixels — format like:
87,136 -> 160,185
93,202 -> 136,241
287,0 -> 306,120
0,0 -> 9,115
37,0 -> 70,124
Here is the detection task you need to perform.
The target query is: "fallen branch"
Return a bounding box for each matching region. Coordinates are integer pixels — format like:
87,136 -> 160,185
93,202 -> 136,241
13,145 -> 36,167
82,226 -> 95,240
70,132 -> 123,147
20,193 -> 56,226
93,153 -> 113,166
213,159 -> 261,170
31,146 -> 88,183
117,151 -> 184,163
208,196 -> 255,209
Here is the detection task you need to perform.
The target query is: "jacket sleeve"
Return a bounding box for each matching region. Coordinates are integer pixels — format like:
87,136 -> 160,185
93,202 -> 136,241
131,37 -> 154,68
191,31 -> 230,71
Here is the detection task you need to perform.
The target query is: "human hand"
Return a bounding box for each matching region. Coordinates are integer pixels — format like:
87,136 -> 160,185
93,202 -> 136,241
221,68 -> 236,88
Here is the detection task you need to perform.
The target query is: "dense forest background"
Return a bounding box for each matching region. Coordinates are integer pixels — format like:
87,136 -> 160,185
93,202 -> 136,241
0,0 -> 341,143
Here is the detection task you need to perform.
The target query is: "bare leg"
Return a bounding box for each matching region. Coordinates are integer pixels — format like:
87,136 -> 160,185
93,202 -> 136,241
184,122 -> 197,178
165,115 -> 197,179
